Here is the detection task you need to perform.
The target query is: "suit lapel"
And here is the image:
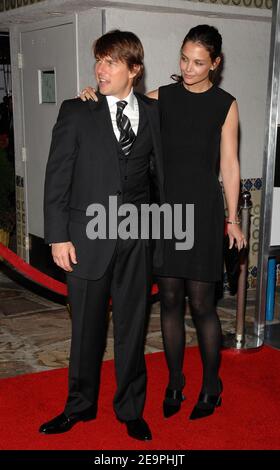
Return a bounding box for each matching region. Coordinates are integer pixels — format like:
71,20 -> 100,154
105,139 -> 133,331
87,94 -> 121,180
135,95 -> 145,138
136,94 -> 160,154
87,94 -> 117,147
135,93 -> 164,203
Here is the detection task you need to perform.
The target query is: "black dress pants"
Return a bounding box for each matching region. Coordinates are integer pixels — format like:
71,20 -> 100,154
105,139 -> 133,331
64,237 -> 151,422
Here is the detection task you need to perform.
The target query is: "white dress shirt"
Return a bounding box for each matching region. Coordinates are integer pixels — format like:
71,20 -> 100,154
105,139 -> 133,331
106,89 -> 139,141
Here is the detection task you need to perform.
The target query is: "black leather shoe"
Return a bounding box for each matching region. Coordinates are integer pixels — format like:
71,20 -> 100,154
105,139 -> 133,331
125,418 -> 152,441
189,378 -> 223,420
163,375 -> 186,418
39,406 -> 97,434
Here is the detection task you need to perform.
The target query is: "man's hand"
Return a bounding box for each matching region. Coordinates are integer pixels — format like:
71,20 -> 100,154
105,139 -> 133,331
51,241 -> 77,272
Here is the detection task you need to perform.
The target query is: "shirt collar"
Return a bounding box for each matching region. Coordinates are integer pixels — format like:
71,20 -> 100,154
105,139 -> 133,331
106,89 -> 136,112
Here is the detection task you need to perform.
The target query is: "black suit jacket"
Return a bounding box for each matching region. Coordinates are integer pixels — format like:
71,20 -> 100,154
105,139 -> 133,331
44,92 -> 164,279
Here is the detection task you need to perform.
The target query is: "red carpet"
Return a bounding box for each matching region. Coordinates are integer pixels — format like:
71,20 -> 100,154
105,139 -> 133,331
0,346 -> 280,450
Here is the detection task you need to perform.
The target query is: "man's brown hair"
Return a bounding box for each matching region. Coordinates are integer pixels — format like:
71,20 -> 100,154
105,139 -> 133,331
93,29 -> 144,86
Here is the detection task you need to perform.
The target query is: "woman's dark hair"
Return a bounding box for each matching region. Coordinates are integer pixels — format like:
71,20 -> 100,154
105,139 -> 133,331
93,29 -> 144,86
172,24 -> 222,83
182,24 -> 222,61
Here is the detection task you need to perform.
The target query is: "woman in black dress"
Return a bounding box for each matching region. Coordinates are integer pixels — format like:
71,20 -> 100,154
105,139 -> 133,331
80,25 -> 246,420
147,25 -> 246,420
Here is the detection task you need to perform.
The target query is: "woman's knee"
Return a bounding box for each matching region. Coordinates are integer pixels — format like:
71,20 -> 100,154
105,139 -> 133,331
160,289 -> 184,311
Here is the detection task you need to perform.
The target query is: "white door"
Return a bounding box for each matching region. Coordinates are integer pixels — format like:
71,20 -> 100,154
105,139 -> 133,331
21,22 -> 77,239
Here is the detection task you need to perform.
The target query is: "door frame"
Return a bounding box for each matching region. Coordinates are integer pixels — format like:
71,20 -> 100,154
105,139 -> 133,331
9,14 -> 78,262
255,0 -> 280,339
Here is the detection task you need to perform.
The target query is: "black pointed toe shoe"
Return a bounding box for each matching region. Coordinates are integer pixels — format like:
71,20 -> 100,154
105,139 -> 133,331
189,378 -> 223,421
125,418 -> 152,441
39,406 -> 97,434
163,375 -> 186,418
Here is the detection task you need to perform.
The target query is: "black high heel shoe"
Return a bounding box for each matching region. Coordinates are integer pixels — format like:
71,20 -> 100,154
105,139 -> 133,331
163,375 -> 186,418
189,378 -> 223,420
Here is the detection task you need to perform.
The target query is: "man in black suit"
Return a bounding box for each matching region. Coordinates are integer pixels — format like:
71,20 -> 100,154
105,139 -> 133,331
40,30 -> 164,441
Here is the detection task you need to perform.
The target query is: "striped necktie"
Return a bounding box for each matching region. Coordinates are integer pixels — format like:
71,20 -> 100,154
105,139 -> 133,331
116,100 -> 136,156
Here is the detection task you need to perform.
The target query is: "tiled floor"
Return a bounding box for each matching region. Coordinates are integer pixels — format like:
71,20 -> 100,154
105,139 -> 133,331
0,264 -> 279,379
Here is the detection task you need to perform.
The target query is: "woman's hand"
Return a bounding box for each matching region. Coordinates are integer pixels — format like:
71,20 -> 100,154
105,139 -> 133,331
79,86 -> 98,102
227,223 -> 247,251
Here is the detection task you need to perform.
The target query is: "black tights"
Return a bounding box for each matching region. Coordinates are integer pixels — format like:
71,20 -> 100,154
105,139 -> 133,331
157,277 -> 222,395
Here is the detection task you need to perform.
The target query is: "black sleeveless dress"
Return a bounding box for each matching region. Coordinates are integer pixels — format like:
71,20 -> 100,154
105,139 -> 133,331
155,82 -> 235,282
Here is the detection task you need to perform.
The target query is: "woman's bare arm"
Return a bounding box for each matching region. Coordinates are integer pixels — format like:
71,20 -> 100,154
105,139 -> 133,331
220,100 -> 246,251
146,89 -> 159,100
79,87 -> 159,101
